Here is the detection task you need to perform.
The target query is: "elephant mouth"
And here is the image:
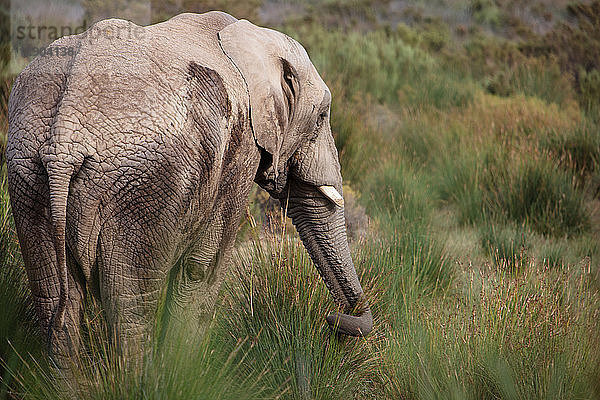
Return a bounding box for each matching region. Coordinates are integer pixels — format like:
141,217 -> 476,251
257,175 -> 344,210
254,148 -> 290,196
254,147 -> 344,209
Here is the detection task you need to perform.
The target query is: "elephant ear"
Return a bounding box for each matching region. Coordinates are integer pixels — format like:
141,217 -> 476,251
218,20 -> 299,176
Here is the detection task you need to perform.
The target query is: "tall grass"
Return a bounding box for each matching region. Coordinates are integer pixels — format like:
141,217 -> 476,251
485,60 -> 574,107
1,222 -> 382,399
480,223 -> 530,271
222,232 -> 380,399
541,121 -> 600,186
381,261 -> 600,399
433,140 -> 590,237
2,220 -> 598,398
0,155 -> 45,398
2,310 -> 277,399
482,154 -> 590,237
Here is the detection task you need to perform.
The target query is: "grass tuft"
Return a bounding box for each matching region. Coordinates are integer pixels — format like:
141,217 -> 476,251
481,155 -> 590,237
480,223 -> 530,272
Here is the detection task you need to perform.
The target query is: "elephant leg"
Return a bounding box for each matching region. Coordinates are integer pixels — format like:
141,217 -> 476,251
96,226 -> 166,367
162,218 -> 237,341
61,249 -> 86,359
15,213 -> 84,369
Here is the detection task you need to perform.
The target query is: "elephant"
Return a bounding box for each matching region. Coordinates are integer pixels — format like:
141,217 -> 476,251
6,11 -> 372,365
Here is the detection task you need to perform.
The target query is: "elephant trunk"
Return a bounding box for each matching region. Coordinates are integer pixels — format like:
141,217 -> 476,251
285,180 -> 372,337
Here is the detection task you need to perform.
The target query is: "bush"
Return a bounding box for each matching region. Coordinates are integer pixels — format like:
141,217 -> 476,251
469,0 -> 502,27
464,35 -> 525,80
521,1 -> 600,113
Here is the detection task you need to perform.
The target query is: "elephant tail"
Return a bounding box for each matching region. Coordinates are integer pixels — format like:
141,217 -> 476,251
44,161 -> 75,333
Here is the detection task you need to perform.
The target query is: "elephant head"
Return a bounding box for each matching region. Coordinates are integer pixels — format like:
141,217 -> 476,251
219,20 -> 372,336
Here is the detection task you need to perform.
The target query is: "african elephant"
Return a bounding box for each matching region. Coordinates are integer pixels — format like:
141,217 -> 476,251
6,11 -> 372,365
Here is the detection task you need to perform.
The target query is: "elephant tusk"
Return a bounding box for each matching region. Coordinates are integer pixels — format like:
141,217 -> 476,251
317,185 -> 344,207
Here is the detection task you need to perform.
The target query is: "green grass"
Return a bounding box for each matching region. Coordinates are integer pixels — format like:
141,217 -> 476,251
2,311 -> 277,399
481,154 -> 590,237
382,261 -> 600,399
433,144 -> 590,237
480,223 -> 530,271
541,121 -> 600,186
434,151 -> 485,225
288,25 -> 474,110
221,235 -> 379,399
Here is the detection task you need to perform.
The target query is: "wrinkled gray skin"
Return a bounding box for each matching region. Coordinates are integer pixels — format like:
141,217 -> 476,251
7,12 -> 372,366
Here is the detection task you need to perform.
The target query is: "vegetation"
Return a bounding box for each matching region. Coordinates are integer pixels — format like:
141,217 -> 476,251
1,0 -> 600,398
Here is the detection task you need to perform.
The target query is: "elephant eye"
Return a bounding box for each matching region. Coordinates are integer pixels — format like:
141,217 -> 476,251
316,111 -> 328,126
310,111 -> 328,141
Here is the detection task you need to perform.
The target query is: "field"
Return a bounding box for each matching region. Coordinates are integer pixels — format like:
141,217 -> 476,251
1,0 -> 600,398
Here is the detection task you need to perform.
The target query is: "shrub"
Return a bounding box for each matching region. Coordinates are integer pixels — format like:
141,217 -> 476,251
464,35 -> 525,80
469,0 -> 502,27
521,1 -> 600,113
